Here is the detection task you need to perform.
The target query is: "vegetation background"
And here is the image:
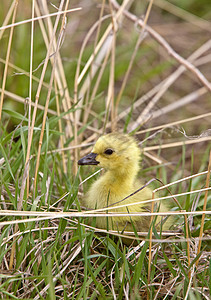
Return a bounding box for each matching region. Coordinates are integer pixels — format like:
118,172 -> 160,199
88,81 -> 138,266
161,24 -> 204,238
0,0 -> 210,299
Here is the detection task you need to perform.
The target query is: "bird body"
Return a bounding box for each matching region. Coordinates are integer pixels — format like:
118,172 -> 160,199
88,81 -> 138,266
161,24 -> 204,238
78,133 -> 168,232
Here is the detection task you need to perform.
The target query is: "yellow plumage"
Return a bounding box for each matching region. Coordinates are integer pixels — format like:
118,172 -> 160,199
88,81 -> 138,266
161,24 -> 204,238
78,133 -> 168,232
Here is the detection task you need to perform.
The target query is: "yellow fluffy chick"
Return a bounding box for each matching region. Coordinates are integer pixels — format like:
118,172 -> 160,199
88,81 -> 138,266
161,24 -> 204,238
78,133 -> 167,233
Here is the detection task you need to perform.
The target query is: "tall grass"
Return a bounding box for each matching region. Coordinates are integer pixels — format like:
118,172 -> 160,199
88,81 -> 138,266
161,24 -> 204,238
0,0 -> 210,299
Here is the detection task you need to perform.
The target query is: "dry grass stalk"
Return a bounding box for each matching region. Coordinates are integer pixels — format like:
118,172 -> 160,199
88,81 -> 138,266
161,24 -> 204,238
195,150 -> 211,267
0,0 -> 18,122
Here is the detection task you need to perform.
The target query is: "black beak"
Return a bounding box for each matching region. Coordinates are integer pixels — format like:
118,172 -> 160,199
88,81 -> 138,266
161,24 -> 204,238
78,152 -> 100,166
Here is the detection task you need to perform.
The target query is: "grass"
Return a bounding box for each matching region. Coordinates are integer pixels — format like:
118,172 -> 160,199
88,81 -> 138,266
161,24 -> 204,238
0,0 -> 211,299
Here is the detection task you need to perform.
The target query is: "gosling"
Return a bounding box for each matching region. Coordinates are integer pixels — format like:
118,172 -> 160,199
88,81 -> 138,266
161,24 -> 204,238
78,133 -> 168,233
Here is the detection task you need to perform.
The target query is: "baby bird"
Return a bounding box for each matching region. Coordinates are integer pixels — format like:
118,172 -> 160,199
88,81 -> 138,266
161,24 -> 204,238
78,133 -> 167,233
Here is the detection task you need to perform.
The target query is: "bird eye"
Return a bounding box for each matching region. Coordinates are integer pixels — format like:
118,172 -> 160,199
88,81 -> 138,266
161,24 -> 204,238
104,148 -> 114,155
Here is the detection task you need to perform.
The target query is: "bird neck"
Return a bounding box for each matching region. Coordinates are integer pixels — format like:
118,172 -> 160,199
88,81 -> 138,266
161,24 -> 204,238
102,167 -> 137,189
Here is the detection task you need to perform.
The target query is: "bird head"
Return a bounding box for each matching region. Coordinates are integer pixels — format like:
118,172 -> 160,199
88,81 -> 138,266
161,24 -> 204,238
78,133 -> 141,178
